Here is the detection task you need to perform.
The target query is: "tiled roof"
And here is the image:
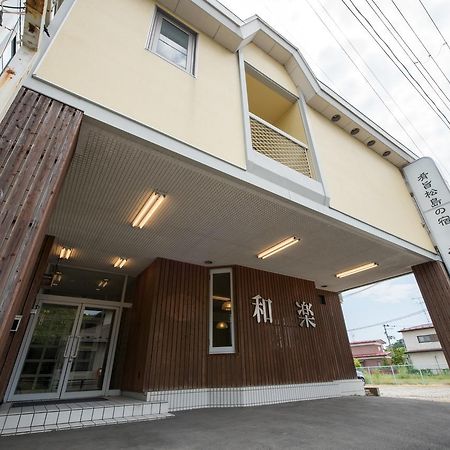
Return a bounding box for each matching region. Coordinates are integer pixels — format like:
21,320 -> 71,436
399,323 -> 434,332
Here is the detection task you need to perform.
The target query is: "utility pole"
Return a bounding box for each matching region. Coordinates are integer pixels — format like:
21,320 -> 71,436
383,324 -> 393,348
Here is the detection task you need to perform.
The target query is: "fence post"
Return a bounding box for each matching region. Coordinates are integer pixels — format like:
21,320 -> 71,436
367,367 -> 371,383
419,368 -> 424,384
390,365 -> 397,384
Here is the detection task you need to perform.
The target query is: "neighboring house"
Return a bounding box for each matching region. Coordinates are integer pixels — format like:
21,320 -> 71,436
0,0 -> 449,429
350,340 -> 391,367
400,324 -> 449,371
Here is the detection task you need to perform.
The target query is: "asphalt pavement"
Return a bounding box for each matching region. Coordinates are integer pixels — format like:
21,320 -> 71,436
3,396 -> 450,449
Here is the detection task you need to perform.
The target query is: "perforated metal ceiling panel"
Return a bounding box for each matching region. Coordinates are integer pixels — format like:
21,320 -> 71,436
47,119 -> 430,292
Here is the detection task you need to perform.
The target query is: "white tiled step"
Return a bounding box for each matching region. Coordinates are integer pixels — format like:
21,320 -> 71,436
0,397 -> 171,436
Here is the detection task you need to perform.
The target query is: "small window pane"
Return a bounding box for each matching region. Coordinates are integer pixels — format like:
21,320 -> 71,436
149,11 -> 196,74
211,271 -> 234,351
160,19 -> 189,50
156,40 -> 187,69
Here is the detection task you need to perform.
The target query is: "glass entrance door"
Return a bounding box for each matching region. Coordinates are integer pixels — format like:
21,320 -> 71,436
63,307 -> 115,397
12,303 -> 80,400
10,301 -> 118,401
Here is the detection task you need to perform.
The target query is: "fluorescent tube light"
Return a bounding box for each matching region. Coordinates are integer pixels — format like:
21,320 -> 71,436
59,247 -> 72,260
257,237 -> 300,259
97,278 -> 109,289
335,262 -> 378,278
132,192 -> 165,228
114,257 -> 127,268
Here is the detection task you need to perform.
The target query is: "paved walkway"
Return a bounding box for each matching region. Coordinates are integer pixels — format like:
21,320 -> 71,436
3,396 -> 450,449
380,384 -> 450,403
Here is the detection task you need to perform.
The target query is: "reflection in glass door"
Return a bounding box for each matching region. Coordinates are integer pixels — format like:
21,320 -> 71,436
65,307 -> 115,393
13,303 -> 79,398
10,301 -> 118,401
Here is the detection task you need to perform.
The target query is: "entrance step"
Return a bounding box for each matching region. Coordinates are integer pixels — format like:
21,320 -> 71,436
0,396 -> 171,436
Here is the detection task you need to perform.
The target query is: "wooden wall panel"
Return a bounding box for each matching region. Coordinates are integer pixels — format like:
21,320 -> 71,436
413,261 -> 450,366
123,258 -> 355,393
0,87 -> 82,400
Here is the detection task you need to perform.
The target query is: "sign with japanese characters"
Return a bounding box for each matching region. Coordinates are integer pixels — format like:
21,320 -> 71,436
403,157 -> 450,272
296,301 -> 316,328
251,295 -> 273,324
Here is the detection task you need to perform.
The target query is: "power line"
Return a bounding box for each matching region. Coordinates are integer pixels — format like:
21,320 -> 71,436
417,0 -> 450,55
305,0 -> 425,153
368,0 -> 450,112
390,0 -> 450,87
340,0 -> 450,129
347,310 -> 425,332
344,284 -> 376,297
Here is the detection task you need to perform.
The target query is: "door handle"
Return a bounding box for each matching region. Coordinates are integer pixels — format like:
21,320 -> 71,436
71,336 -> 81,358
63,336 -> 73,358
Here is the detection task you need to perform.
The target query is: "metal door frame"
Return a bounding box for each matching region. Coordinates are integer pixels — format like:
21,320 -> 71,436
6,294 -> 125,402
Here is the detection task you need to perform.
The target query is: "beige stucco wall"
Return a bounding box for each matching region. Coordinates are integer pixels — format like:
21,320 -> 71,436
35,0 -> 246,168
306,106 -> 435,252
275,104 -> 307,143
242,43 -> 297,95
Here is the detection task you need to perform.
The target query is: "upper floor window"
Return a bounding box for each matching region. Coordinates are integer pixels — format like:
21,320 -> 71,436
417,334 -> 439,343
209,268 -> 235,354
149,10 -> 196,74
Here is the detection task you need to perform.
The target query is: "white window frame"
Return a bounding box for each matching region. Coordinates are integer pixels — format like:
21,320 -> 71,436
148,9 -> 197,75
209,268 -> 235,354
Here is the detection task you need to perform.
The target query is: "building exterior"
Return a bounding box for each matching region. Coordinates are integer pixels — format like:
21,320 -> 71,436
350,340 -> 391,368
400,324 -> 449,372
1,0 -> 450,423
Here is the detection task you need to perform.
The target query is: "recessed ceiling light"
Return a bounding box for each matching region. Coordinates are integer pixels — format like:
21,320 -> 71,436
367,140 -> 376,147
132,192 -> 165,228
113,257 -> 127,268
350,128 -> 360,135
257,236 -> 300,259
59,247 -> 72,260
331,114 -> 341,122
336,262 -> 378,278
382,150 -> 391,157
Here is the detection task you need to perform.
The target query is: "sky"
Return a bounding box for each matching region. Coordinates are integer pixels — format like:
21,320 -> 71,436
220,0 -> 450,343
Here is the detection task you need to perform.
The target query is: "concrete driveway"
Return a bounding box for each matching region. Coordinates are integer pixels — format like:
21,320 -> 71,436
3,396 -> 450,450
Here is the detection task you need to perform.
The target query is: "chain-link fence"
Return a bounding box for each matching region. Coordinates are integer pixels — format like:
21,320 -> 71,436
358,364 -> 450,385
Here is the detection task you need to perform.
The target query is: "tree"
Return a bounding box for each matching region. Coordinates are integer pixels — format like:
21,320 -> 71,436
354,358 -> 362,368
390,342 -> 407,365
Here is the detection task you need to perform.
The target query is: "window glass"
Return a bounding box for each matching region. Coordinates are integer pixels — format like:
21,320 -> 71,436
160,19 -> 189,51
417,334 -> 439,343
149,11 -> 196,74
210,270 -> 234,353
156,40 -> 187,69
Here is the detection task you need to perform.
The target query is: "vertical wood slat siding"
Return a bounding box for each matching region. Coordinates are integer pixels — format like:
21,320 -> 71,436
123,258 -> 356,393
413,261 -> 450,366
0,87 -> 82,399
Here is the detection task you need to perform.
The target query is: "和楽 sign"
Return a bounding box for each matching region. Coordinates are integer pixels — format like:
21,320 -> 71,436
403,157 -> 450,272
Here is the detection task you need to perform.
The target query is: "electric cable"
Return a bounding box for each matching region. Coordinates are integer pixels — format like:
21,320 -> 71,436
347,310 -> 425,332
368,0 -> 450,111
308,0 -> 428,154
390,0 -> 450,87
341,0 -> 450,129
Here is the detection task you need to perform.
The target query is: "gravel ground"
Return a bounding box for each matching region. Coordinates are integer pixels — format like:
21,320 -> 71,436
380,384 -> 450,402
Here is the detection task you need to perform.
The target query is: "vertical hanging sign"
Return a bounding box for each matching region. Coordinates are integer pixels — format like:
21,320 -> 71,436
403,157 -> 450,273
